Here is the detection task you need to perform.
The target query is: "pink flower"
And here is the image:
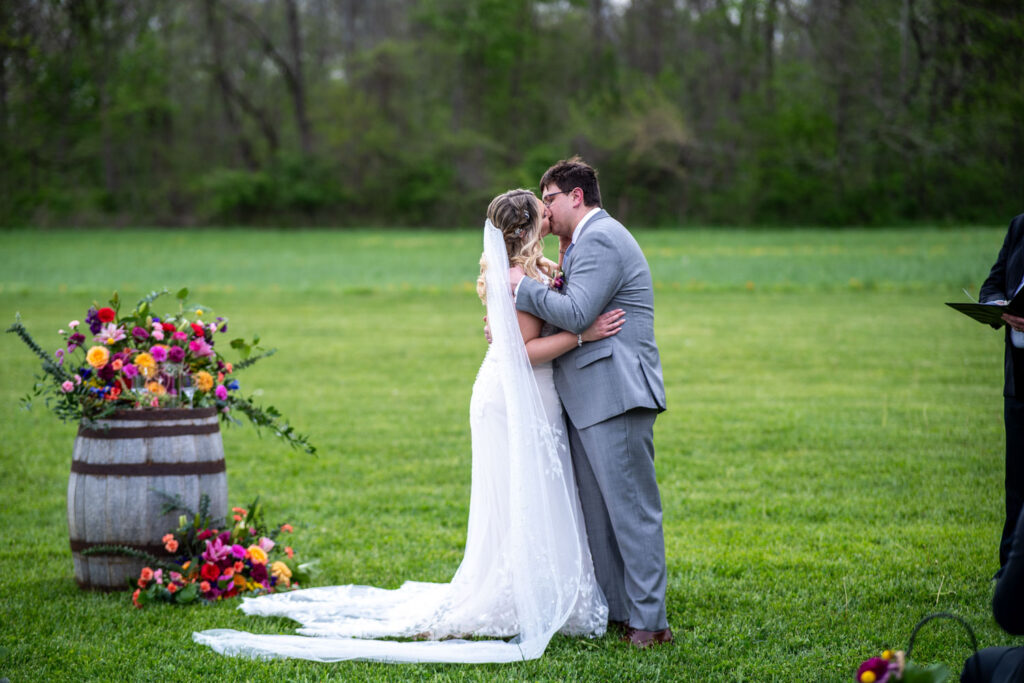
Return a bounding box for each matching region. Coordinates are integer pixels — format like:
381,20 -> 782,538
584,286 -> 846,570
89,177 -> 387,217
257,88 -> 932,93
258,536 -> 275,553
151,345 -> 168,362
95,323 -> 126,345
215,385 -> 228,401
69,320 -> 80,329
172,331 -> 188,341
149,397 -> 160,407
151,329 -> 164,341
153,569 -> 163,585
61,380 -> 74,393
202,535 -> 232,563
74,374 -> 82,385
189,338 -> 214,357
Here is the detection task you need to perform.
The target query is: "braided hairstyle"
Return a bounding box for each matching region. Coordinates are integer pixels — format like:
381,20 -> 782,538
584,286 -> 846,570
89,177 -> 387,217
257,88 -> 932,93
476,189 -> 553,305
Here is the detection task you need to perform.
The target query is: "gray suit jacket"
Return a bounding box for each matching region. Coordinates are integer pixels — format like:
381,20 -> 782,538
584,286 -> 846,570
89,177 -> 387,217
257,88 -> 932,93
517,210 -> 666,429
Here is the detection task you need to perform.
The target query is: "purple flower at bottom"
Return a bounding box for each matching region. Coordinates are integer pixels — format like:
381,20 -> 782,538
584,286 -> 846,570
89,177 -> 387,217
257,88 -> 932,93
856,657 -> 896,683
68,333 -> 86,351
250,563 -> 268,583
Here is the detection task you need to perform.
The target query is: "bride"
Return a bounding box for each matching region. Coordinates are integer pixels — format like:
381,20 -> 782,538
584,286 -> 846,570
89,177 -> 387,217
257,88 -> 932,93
193,189 -> 623,663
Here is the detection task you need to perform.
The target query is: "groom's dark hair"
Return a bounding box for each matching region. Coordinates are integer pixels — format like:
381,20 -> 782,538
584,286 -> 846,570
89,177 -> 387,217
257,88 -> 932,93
540,156 -> 602,208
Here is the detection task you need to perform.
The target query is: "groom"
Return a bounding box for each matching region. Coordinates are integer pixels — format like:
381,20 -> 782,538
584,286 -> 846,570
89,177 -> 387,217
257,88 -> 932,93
510,157 -> 670,647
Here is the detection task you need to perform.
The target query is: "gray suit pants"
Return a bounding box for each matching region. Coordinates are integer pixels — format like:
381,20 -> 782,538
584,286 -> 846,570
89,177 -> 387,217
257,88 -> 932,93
568,408 -> 668,631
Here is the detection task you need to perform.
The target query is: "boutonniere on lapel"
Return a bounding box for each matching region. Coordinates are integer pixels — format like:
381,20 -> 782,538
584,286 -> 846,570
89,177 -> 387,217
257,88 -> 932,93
551,269 -> 565,291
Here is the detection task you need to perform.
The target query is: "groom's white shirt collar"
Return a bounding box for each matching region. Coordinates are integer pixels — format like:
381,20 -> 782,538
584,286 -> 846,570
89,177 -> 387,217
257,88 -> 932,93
571,207 -> 602,244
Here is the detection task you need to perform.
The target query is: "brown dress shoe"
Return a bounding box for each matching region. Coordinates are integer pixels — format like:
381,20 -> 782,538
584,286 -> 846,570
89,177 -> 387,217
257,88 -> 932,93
622,627 -> 673,648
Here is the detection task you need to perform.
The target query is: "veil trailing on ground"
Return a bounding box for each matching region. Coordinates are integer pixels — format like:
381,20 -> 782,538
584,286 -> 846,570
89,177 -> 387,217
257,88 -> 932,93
192,219 -> 597,663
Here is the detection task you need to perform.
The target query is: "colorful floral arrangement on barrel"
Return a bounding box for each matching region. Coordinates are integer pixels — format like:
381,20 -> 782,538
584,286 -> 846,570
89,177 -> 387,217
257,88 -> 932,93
96,494 -> 313,608
7,288 -> 314,453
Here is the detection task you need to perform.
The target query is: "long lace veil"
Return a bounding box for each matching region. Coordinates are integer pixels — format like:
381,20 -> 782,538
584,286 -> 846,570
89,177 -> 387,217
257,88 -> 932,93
191,220 -> 585,663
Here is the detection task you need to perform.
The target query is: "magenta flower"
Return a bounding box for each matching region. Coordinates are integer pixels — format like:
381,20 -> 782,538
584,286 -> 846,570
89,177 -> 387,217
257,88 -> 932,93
202,536 -> 232,564
122,363 -> 139,378
215,385 -> 228,401
230,544 -> 247,559
151,346 -> 168,362
856,657 -> 896,683
172,331 -> 188,341
131,326 -> 149,341
189,338 -> 214,357
167,346 -> 185,363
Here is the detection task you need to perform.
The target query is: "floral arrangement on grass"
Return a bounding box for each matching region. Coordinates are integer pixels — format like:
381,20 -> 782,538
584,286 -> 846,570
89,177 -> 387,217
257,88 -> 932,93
99,494 -> 313,608
855,649 -> 949,682
7,288 -> 314,453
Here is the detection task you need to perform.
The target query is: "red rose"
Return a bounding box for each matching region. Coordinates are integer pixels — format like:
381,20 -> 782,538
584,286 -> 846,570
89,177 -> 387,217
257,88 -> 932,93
200,562 -> 221,581
190,323 -> 205,337
162,322 -> 176,333
97,307 -> 116,323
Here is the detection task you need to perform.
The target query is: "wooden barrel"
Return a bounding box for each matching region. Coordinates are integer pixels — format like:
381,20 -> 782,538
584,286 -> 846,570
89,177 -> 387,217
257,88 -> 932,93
67,407 -> 228,590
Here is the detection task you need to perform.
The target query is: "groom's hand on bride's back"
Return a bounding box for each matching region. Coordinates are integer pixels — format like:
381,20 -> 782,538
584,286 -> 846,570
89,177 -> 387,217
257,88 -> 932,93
483,316 -> 492,345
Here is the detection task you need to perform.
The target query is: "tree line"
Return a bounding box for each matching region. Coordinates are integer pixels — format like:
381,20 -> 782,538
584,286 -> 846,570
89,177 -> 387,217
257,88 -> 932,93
1,0 -> 1021,228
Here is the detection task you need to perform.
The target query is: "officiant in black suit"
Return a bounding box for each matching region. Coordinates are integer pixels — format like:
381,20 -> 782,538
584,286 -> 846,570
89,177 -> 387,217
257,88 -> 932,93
981,212 -> 1024,578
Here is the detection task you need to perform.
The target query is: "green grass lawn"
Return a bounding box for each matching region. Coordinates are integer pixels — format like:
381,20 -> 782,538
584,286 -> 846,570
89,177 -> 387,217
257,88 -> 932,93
0,225 -> 1014,681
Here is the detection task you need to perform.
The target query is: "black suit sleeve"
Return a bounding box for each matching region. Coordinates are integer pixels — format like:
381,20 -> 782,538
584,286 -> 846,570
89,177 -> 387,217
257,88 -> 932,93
981,215 -> 1024,306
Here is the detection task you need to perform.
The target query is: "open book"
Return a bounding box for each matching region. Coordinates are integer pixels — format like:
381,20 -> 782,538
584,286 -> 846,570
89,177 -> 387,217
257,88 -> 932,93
947,290 -> 1024,327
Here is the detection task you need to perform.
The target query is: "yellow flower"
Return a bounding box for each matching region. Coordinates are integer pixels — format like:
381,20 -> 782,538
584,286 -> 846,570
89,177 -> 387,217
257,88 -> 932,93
246,545 -> 268,565
145,381 -> 166,396
270,561 -> 292,587
134,352 -> 156,378
195,370 -> 214,392
86,346 -> 110,369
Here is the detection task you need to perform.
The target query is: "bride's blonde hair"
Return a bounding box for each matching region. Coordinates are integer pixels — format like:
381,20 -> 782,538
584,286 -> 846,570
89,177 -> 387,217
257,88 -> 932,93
477,189 -> 553,304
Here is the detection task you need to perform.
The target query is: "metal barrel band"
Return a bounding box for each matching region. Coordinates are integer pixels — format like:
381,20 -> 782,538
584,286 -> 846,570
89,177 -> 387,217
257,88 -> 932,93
70,540 -> 172,557
76,422 -> 220,439
906,612 -> 978,659
69,459 -> 226,476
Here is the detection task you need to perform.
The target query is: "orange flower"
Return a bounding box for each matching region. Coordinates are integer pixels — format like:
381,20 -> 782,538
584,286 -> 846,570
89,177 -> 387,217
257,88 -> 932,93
233,514 -> 242,522
86,346 -> 110,369
139,567 -> 154,582
222,567 -> 235,579
145,380 -> 166,396
162,533 -> 174,544
285,546 -> 294,559
232,507 -> 247,515
246,545 -> 268,565
132,588 -> 142,608
233,573 -> 247,588
234,561 -> 245,573
199,581 -> 210,593
164,539 -> 179,553
281,524 -> 293,533
194,370 -> 214,392
217,372 -> 224,383
225,362 -> 233,373
134,352 -> 156,377
106,386 -> 121,401
167,583 -> 178,594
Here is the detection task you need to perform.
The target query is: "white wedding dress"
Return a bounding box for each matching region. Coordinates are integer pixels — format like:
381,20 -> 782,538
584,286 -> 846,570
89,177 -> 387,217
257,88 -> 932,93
193,221 -> 607,663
